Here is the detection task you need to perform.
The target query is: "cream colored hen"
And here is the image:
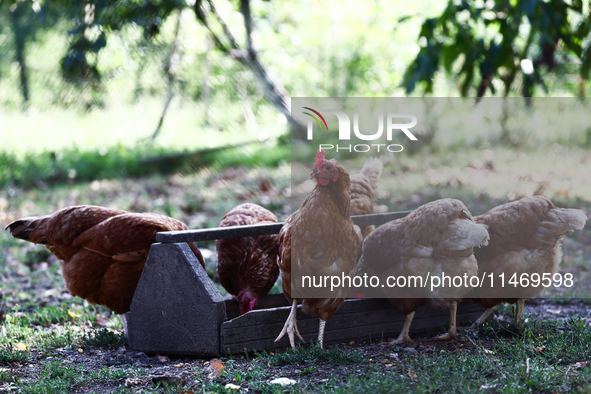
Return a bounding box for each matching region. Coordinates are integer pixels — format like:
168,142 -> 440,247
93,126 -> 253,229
472,195 -> 587,325
350,158 -> 384,239
360,199 -> 489,344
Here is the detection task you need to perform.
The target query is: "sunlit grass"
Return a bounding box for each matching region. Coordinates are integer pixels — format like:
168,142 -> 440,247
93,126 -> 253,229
0,97 -> 286,156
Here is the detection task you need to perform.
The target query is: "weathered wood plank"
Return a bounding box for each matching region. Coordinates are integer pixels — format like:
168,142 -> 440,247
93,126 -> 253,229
156,211 -> 411,243
220,299 -> 484,354
351,211 -> 411,227
156,223 -> 283,243
127,243 -> 226,357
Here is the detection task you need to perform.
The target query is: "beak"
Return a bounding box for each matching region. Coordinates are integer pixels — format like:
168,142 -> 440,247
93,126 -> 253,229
309,169 -> 319,179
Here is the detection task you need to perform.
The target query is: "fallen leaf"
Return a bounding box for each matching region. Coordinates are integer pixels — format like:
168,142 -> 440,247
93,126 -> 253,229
408,368 -> 417,381
124,378 -> 142,387
534,345 -> 546,353
480,383 -> 498,390
206,359 -> 225,380
181,391 -> 195,394
158,355 -> 170,363
573,362 -> 589,369
270,377 -> 296,385
43,289 -> 58,298
68,310 -> 81,318
483,349 -> 494,355
15,343 -> 27,351
225,383 -> 241,390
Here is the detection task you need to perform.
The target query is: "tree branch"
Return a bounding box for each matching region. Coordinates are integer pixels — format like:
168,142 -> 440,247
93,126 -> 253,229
152,10 -> 183,140
240,0 -> 254,56
194,0 -> 305,137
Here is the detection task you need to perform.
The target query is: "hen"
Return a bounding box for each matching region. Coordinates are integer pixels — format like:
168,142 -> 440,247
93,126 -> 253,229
275,150 -> 362,349
5,205 -> 205,314
349,158 -> 384,239
471,196 -> 587,325
216,203 -> 280,315
360,199 -> 489,344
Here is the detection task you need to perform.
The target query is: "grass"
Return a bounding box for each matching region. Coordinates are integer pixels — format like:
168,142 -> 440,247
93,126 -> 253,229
80,328 -> 126,348
17,360 -> 134,394
0,140 -> 290,188
263,344 -> 366,366
161,315 -> 591,393
0,350 -> 29,364
215,317 -> 591,393
0,303 -> 120,355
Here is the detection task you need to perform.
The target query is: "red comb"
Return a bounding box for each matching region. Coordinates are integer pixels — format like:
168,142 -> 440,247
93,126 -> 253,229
313,149 -> 326,170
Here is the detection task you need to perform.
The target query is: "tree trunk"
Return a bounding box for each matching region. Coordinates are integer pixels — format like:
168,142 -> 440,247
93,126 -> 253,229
10,5 -> 30,110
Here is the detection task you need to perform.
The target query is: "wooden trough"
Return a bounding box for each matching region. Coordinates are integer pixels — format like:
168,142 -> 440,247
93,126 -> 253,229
126,211 -> 486,357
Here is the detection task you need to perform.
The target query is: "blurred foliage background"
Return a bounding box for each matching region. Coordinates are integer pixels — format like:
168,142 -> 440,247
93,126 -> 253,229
0,0 -> 590,193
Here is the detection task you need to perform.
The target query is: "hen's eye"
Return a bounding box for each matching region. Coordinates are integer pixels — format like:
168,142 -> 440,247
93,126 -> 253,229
324,165 -> 330,169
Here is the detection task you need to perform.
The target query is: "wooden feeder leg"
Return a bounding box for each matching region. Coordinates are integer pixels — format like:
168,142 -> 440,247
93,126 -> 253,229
127,242 -> 226,357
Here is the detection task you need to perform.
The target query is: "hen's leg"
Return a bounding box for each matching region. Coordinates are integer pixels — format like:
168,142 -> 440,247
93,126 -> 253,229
119,314 -> 128,338
389,312 -> 416,345
514,299 -> 525,325
275,300 -> 305,348
318,319 -> 327,349
472,307 -> 495,328
433,301 -> 457,341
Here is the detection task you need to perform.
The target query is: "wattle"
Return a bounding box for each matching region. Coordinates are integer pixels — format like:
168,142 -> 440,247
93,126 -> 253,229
317,178 -> 330,186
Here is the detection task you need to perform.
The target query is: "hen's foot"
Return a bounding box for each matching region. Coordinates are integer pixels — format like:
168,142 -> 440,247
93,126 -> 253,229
388,335 -> 416,346
432,332 -> 456,341
274,300 -> 304,349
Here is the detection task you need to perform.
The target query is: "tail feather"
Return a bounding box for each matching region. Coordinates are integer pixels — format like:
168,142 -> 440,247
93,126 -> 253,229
536,208 -> 587,244
359,158 -> 384,190
5,217 -> 46,243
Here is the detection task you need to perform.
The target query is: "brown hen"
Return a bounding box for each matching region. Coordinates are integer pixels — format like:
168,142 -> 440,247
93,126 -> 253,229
471,196 -> 587,325
276,150 -> 362,349
5,205 -> 204,314
216,203 -> 280,315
